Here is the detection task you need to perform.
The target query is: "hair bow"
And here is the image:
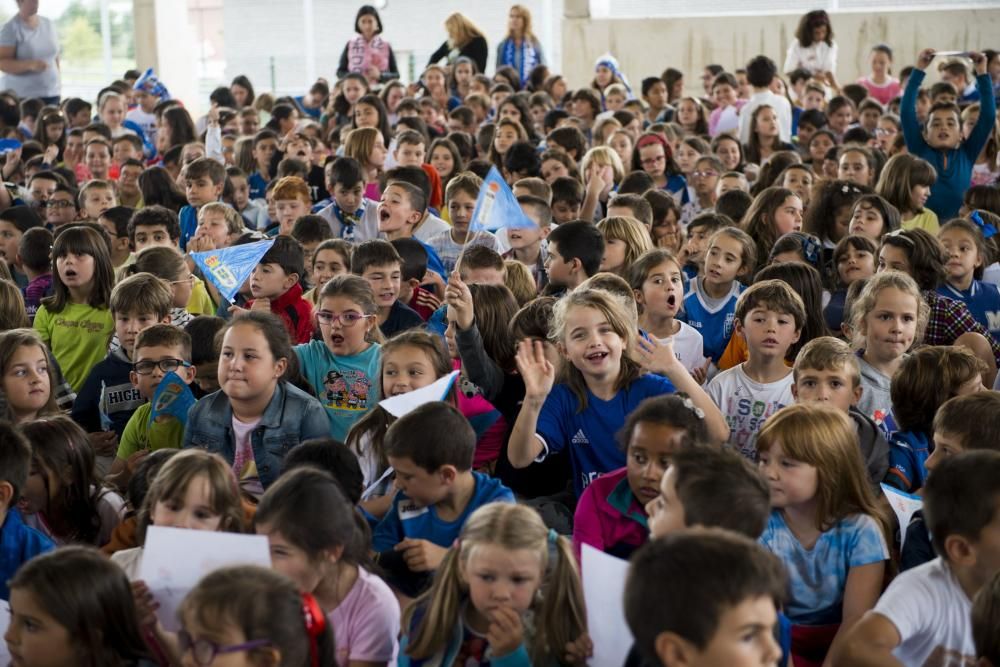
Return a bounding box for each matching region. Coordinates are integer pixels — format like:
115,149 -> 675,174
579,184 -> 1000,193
680,396 -> 705,420
301,592 -> 327,667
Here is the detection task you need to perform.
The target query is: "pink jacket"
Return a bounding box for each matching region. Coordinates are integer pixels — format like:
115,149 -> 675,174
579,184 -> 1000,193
572,467 -> 649,564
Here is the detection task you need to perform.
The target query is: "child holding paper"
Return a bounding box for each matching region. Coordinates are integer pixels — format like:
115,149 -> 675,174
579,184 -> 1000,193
111,449 -> 244,580
106,325 -> 198,491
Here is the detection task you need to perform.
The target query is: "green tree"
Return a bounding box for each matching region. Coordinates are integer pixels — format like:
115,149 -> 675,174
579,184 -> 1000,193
61,15 -> 102,62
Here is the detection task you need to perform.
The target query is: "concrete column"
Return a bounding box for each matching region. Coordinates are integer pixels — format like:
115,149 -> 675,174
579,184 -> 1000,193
132,0 -> 158,71
131,0 -> 199,114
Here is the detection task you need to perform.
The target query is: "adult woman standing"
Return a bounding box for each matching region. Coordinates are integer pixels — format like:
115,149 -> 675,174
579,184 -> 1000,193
427,12 -> 488,74
496,5 -> 544,86
337,4 -> 399,85
0,0 -> 60,104
783,10 -> 838,78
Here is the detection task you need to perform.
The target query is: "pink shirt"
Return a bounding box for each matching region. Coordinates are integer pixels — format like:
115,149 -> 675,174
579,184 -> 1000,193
857,77 -> 902,106
329,566 -> 400,666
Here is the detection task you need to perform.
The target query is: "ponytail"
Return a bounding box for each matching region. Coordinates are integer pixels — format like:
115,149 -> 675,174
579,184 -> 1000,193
403,546 -> 465,659
535,533 -> 587,664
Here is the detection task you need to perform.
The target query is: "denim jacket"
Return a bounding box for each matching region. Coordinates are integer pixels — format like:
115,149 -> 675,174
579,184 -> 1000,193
182,381 -> 330,489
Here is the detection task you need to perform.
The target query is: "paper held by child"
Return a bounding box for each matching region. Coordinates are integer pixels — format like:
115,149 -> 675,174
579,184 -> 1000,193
881,483 -> 924,550
138,526 -> 271,631
582,544 -> 633,667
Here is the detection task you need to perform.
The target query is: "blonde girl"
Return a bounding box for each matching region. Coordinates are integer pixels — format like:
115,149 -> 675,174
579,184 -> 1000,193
875,153 -> 939,233
628,249 -> 707,375
113,449 -> 244,579
296,275 -> 384,442
429,13 -> 487,72
580,145 -> 625,221
758,403 -> 890,663
849,270 -> 928,421
487,117 -> 528,171
597,215 -> 654,277
0,328 -> 58,423
343,127 -> 388,202
98,90 -> 132,138
510,289 -> 728,499
400,503 -> 587,666
33,225 -> 115,392
256,466 -> 400,667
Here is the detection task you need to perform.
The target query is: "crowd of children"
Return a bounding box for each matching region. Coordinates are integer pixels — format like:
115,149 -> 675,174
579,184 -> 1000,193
0,3 -> 998,665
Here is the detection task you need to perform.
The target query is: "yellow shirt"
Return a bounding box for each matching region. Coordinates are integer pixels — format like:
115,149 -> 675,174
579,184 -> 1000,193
186,277 -> 216,316
33,302 -> 114,392
901,210 -> 940,234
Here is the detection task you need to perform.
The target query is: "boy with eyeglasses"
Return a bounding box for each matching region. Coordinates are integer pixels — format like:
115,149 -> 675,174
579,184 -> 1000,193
73,274 -> 174,478
106,324 -> 197,490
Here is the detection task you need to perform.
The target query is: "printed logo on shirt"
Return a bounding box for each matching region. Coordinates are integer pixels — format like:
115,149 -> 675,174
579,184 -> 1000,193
571,429 -> 589,445
322,369 -> 372,411
988,310 -> 1000,332
398,500 -> 429,520
53,317 -> 107,333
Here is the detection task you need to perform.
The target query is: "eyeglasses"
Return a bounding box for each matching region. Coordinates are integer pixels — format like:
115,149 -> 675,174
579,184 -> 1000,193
178,630 -> 272,667
874,127 -> 897,135
45,200 -> 74,209
171,275 -> 196,285
315,311 -> 373,326
640,155 -> 665,167
133,358 -> 192,375
692,170 -> 718,178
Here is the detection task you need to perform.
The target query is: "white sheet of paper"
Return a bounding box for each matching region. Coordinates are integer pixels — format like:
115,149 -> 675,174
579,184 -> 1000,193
582,544 -> 634,667
881,483 -> 924,550
138,526 -> 271,631
0,601 -> 10,667
933,50 -> 971,57
378,370 -> 459,418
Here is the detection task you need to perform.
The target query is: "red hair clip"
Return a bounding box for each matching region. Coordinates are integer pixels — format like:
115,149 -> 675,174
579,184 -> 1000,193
301,592 -> 327,667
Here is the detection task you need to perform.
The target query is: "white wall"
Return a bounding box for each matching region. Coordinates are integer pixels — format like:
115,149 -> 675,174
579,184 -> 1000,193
560,9 -> 1000,94
222,0 -> 564,96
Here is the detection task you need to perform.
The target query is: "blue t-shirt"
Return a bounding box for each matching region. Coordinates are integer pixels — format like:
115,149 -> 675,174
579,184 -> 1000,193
536,374 -> 676,497
886,429 -> 932,493
179,205 -> 197,251
937,281 -> 1000,341
372,471 -> 514,552
0,509 -> 54,600
760,511 -> 888,626
681,278 -> 744,362
248,171 -> 269,201
294,340 -> 381,442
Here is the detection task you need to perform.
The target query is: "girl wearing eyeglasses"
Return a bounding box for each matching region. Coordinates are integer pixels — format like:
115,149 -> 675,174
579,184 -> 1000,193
295,274 -> 384,443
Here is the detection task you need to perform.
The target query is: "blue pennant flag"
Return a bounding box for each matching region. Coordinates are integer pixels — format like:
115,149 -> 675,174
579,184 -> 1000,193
469,166 -> 538,233
148,371 -> 197,428
191,240 -> 274,303
133,67 -> 171,100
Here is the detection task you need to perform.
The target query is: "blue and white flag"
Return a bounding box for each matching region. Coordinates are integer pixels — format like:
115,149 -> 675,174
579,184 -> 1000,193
149,371 -> 197,428
191,240 -> 274,304
469,166 -> 538,233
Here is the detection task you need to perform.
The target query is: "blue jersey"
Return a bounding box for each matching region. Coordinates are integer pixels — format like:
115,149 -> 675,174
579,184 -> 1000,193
886,430 -> 931,493
372,471 -> 514,552
179,205 -> 197,251
681,278 -> 744,362
536,374 -> 676,497
248,171 -> 269,201
937,281 -> 1000,341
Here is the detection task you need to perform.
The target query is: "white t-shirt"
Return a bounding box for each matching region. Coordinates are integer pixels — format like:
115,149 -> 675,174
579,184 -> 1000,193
873,557 -> 975,665
652,321 -> 706,374
706,364 -> 794,460
126,107 -> 157,145
111,545 -> 144,580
